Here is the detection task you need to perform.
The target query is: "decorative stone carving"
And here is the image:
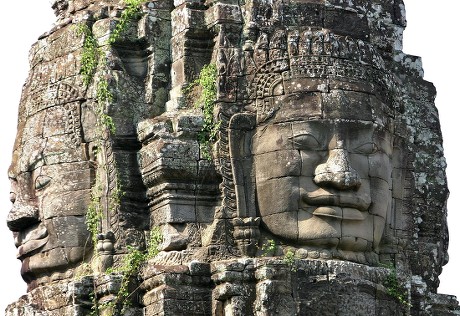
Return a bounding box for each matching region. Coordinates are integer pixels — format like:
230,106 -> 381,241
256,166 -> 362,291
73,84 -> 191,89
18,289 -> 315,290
5,0 -> 460,315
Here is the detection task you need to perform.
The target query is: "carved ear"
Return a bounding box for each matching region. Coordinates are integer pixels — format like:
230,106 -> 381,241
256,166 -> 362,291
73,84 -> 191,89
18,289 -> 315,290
228,112 -> 256,218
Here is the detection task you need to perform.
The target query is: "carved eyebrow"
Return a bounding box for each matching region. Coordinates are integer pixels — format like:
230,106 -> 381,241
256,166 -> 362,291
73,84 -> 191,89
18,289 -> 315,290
28,150 -> 69,171
27,152 -> 46,172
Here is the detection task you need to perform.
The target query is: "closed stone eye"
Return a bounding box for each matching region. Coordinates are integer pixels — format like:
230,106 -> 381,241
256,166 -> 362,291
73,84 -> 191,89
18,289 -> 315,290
353,142 -> 378,154
35,175 -> 52,191
289,134 -> 321,150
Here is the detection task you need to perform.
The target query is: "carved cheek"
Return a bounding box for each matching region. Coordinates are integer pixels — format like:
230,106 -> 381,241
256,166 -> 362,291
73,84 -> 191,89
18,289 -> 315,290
254,147 -> 302,214
348,153 -> 370,179
256,177 -> 300,217
40,189 -> 91,220
254,150 -> 301,182
49,216 -> 89,249
369,178 -> 391,218
37,164 -> 93,220
368,153 -> 392,181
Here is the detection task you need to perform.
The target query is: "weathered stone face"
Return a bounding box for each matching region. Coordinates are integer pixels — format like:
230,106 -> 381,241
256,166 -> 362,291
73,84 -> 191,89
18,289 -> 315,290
250,83 -> 393,261
253,115 -> 391,254
7,105 -> 92,286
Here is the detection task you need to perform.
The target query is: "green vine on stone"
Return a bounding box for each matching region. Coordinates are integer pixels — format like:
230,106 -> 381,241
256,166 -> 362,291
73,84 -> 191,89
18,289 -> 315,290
105,227 -> 163,314
382,264 -> 411,307
77,2 -> 157,314
76,22 -> 116,134
76,0 -> 146,134
185,63 -> 220,160
108,0 -> 146,44
76,23 -> 100,87
96,78 -> 113,103
86,178 -> 104,249
109,179 -> 125,214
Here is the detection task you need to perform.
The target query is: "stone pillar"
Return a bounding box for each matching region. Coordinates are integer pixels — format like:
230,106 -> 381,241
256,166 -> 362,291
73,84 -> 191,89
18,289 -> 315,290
138,112 -> 221,253
141,262 -> 212,315
168,0 -> 213,110
212,259 -> 256,315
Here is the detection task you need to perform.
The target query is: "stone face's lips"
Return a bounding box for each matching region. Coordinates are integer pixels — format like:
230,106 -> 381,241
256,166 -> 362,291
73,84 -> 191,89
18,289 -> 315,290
17,237 -> 49,259
16,223 -> 49,260
312,206 -> 366,220
303,191 -> 371,212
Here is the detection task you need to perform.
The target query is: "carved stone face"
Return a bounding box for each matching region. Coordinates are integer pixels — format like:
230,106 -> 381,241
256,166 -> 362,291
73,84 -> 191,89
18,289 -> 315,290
7,106 -> 92,285
252,88 -> 392,256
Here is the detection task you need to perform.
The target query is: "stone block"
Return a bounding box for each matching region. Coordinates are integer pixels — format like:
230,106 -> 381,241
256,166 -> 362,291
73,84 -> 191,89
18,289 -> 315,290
323,8 -> 369,40
189,261 -> 211,276
151,201 -> 196,224
171,6 -> 207,37
206,3 -> 242,26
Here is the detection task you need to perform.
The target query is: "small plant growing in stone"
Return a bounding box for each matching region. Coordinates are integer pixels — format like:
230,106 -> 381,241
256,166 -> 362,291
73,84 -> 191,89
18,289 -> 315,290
261,239 -> 277,256
184,63 -> 220,160
283,249 -> 298,271
382,263 -> 411,307
104,227 -> 163,315
108,0 -> 146,44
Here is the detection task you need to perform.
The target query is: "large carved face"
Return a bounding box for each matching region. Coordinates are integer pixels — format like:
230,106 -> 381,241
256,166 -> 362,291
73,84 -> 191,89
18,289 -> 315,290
252,88 -> 392,257
7,105 -> 92,286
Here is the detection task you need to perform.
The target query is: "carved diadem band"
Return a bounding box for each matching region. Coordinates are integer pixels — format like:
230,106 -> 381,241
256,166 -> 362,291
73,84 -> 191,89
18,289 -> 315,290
25,82 -> 82,116
246,28 -> 391,100
251,56 -> 390,99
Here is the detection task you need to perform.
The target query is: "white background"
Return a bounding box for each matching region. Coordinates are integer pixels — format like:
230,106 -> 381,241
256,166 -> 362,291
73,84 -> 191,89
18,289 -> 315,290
0,0 -> 458,312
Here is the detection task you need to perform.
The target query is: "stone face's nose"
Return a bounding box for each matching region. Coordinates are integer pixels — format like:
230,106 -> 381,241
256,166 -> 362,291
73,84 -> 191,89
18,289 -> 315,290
314,141 -> 361,190
7,204 -> 40,232
7,175 -> 40,232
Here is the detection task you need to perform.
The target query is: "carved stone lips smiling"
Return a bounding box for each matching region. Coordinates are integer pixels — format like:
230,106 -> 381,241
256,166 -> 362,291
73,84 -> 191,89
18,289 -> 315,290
303,189 -> 372,212
15,223 -> 49,259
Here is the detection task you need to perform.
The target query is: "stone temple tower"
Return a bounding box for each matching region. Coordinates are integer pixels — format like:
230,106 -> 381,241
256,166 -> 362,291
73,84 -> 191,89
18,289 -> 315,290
6,0 -> 460,315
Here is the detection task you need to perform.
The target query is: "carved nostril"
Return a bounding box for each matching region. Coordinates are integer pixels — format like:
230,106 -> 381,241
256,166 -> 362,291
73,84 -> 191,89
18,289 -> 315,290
7,204 -> 40,232
314,148 -> 361,190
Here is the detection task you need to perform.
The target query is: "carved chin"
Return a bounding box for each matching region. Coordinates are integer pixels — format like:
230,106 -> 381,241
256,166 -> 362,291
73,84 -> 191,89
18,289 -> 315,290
262,208 -> 381,253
